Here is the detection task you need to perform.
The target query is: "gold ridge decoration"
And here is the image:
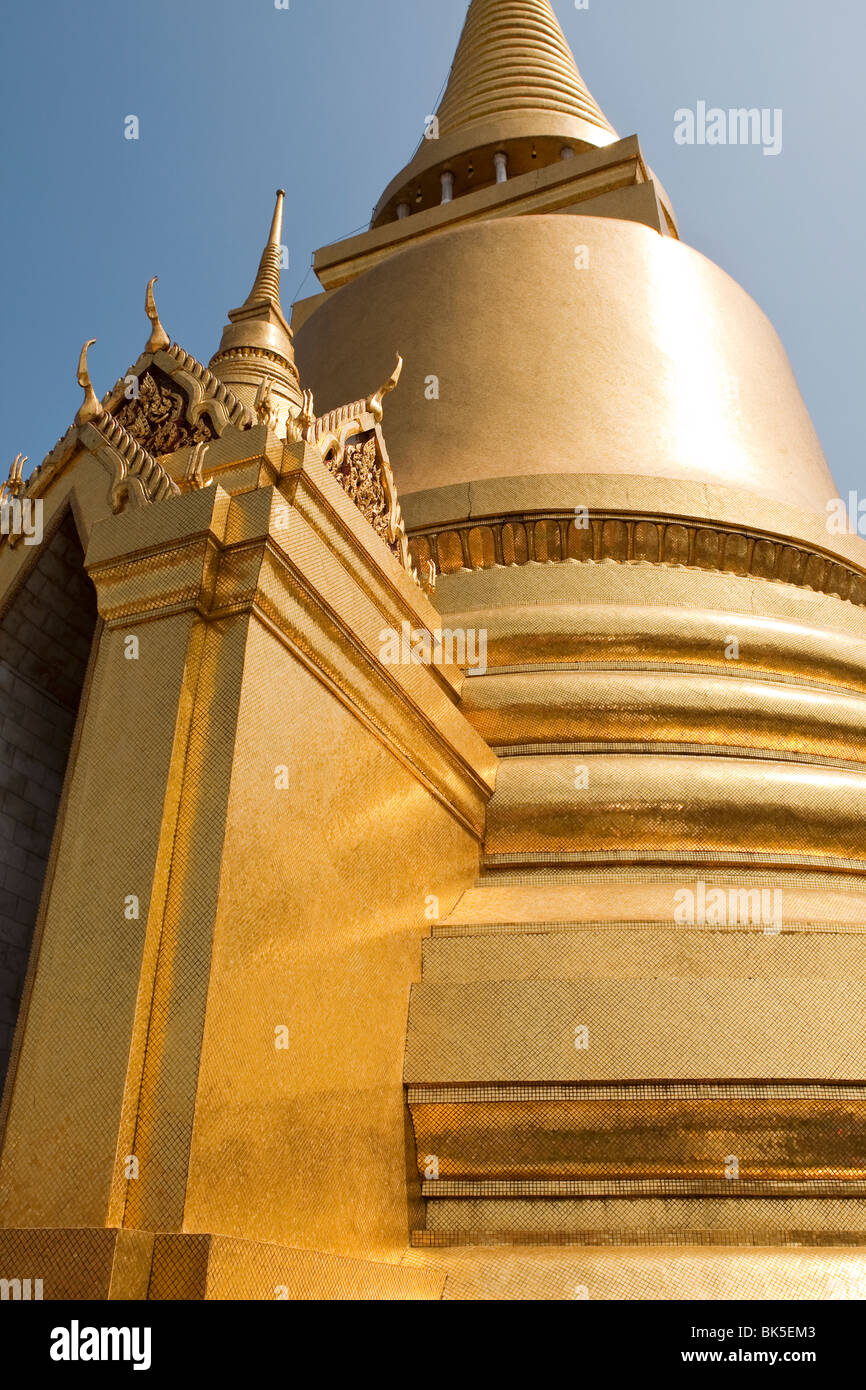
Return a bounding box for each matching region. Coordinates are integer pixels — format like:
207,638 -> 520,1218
161,344 -> 255,431
410,510 -> 866,607
74,340 -> 102,427
0,455 -> 29,552
254,375 -> 280,431
309,356 -> 413,573
23,342 -> 254,504
145,277 -> 170,354
57,339 -> 181,512
114,368 -> 215,456
329,434 -> 390,545
366,354 -> 403,422
183,441 -> 212,492
1,454 -> 27,504
286,389 -> 316,445
80,413 -> 181,513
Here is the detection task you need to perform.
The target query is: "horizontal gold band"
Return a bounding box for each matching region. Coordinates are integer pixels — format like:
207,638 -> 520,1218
410,509 -> 866,605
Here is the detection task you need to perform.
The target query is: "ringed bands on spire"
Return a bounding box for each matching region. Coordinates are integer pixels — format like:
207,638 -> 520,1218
372,0 -> 618,226
209,189 -> 303,420
436,0 -> 615,138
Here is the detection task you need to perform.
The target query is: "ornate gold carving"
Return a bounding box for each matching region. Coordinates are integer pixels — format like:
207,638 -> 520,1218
22,344 -> 255,506
114,369 -> 215,456
0,455 -> 29,552
320,429 -> 411,571
184,441 -> 212,492
410,511 -> 866,608
254,375 -> 279,430
309,356 -> 413,573
1,454 -> 27,503
286,389 -> 316,445
310,353 -> 403,455
325,433 -> 390,543
81,414 -> 181,514
161,344 -> 255,431
74,339 -> 102,426
145,277 -> 170,354
366,353 -> 403,422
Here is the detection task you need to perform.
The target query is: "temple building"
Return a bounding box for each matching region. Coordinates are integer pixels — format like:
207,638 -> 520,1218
2,0 -> 866,1299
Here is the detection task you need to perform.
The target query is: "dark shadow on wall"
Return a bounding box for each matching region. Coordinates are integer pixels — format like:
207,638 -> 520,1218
0,511 -> 98,1093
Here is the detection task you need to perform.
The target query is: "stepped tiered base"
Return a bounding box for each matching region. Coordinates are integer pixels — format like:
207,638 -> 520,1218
402,511 -> 866,1266
406,870 -> 866,1249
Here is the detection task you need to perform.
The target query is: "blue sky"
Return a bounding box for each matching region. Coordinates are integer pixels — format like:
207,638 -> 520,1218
2,0 -> 863,497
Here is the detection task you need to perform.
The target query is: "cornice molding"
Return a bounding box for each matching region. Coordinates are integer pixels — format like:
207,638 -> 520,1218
410,508 -> 866,609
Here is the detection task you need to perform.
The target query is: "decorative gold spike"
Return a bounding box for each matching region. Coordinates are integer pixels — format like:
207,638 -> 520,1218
243,190 -> 286,309
1,454 -> 28,505
10,453 -> 27,494
286,388 -> 316,444
184,440 -> 212,491
366,354 -> 403,423
145,277 -> 170,353
74,340 -> 102,426
208,190 -> 300,407
254,374 -> 280,431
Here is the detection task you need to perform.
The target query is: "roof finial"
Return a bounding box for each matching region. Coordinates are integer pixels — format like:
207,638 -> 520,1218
269,188 -> 286,244
184,440 -> 212,492
209,189 -> 301,414
366,354 -> 404,423
2,454 -> 27,502
74,339 -> 102,426
286,389 -> 316,444
145,276 -> 170,353
254,374 -> 280,430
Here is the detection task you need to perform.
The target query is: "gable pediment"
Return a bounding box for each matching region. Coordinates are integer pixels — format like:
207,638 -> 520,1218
111,365 -> 216,457
104,345 -> 255,458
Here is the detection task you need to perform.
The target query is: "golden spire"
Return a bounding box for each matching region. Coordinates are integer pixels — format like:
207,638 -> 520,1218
209,189 -> 302,418
436,0 -> 616,141
243,188 -> 285,308
373,0 -> 617,224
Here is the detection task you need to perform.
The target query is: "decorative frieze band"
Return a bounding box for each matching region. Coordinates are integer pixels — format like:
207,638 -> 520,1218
408,511 -> 866,606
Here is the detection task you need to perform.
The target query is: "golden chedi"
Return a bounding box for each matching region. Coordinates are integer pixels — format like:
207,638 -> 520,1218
1,0 -> 865,1300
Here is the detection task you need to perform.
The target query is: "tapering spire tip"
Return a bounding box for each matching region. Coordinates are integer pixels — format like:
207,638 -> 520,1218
267,189 -> 286,249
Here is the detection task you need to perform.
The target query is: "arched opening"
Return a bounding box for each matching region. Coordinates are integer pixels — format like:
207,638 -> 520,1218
0,510 -> 98,1093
